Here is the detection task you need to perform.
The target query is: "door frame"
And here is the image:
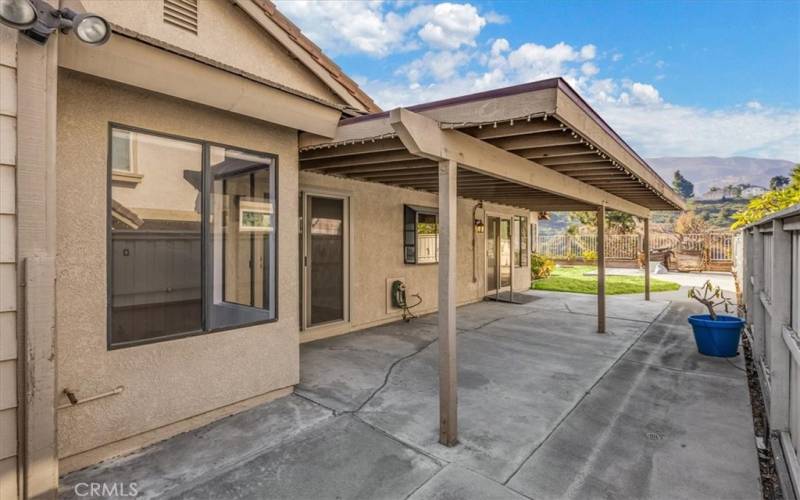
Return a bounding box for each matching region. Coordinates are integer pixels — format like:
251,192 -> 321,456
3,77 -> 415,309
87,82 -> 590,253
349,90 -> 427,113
300,190 -> 351,331
484,212 -> 514,297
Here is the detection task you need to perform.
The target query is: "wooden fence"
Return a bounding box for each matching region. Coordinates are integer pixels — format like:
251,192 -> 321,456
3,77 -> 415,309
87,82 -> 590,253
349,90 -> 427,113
536,232 -> 734,263
739,204 -> 800,498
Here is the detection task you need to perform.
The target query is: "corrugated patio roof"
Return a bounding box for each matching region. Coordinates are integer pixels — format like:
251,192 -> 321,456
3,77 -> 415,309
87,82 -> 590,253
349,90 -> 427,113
299,78 -> 686,215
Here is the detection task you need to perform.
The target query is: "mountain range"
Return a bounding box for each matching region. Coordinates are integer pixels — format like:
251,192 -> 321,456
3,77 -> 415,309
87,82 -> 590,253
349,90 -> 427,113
647,156 -> 796,196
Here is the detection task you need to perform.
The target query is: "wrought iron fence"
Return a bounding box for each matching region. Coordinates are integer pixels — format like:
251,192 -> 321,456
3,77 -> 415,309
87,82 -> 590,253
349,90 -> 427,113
536,232 -> 734,262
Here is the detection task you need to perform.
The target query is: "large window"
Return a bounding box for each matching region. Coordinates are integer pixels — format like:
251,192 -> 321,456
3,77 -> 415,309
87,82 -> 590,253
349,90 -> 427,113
404,205 -> 439,264
109,126 -> 277,348
513,215 -> 529,267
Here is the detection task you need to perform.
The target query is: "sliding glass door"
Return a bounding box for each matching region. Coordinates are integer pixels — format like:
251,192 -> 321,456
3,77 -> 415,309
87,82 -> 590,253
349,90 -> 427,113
486,216 -> 512,296
302,193 -> 349,328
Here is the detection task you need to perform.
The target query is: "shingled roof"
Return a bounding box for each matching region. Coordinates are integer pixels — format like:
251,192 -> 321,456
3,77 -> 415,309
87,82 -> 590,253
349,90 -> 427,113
252,0 -> 382,115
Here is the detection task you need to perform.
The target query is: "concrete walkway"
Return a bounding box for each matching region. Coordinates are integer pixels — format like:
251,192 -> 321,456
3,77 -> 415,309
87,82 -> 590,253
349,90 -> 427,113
60,292 -> 760,499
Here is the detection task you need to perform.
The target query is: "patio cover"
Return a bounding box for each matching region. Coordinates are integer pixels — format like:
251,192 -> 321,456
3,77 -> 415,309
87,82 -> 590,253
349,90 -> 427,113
297,78 -> 685,447
299,78 -> 686,217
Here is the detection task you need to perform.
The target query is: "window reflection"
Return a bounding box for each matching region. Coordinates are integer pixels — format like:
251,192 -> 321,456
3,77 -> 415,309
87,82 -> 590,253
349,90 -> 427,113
110,129 -> 203,344
210,147 -> 275,317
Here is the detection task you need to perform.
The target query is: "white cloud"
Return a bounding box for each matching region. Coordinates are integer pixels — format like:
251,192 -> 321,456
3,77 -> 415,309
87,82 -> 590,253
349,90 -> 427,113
594,101 -> 800,160
746,100 -> 764,110
397,50 -> 472,83
273,1 -> 402,56
502,41 -> 588,81
581,62 -> 599,77
275,3 -> 800,161
274,1 -> 497,56
627,82 -> 662,105
417,3 -> 487,50
490,38 -> 510,57
579,44 -> 597,60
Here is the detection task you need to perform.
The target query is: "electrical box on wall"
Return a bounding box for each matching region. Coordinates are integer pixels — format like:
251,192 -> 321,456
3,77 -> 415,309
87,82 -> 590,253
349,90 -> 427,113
386,277 -> 404,314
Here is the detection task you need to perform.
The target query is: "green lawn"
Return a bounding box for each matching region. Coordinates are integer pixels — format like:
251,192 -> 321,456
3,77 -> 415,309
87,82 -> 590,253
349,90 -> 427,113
532,265 -> 681,295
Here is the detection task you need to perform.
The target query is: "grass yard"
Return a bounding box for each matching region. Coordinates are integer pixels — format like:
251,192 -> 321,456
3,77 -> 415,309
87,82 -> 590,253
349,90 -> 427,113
532,265 -> 681,295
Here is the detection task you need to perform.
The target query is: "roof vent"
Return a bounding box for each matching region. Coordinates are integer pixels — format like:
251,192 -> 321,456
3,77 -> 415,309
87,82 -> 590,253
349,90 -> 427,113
164,0 -> 198,35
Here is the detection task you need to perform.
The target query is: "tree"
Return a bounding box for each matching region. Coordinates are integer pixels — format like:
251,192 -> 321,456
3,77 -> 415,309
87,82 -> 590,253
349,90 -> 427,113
567,210 -> 637,234
732,165 -> 800,229
675,211 -> 710,234
672,170 -> 694,198
770,175 -> 790,190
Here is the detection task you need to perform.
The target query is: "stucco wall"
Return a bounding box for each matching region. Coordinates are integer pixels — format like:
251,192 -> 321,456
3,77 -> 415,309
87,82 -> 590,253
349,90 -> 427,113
55,70 -> 300,464
80,0 -> 342,106
0,24 -> 18,500
299,172 -> 533,340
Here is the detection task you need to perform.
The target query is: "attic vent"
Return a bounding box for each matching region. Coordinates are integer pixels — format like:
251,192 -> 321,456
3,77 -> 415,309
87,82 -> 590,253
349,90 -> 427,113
164,0 -> 198,35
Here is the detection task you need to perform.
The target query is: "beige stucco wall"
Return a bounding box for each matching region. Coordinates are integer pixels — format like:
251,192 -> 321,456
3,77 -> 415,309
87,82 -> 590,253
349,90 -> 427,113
80,0 -> 343,106
0,24 -> 18,500
299,172 -> 533,341
55,70 -> 300,465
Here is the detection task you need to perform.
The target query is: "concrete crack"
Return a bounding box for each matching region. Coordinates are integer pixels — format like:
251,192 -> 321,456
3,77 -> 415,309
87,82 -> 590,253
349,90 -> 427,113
353,338 -> 439,414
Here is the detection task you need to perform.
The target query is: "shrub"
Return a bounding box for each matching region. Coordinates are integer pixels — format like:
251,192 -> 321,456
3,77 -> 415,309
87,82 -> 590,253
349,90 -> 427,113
531,254 -> 555,280
582,249 -> 597,262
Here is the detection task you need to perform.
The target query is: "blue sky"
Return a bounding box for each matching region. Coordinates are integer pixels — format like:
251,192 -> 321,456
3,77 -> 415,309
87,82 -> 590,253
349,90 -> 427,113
275,0 -> 800,161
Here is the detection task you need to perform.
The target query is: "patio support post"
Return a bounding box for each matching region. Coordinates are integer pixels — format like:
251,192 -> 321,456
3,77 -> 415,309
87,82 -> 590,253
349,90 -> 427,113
644,218 -> 651,301
597,205 -> 606,333
438,159 -> 458,446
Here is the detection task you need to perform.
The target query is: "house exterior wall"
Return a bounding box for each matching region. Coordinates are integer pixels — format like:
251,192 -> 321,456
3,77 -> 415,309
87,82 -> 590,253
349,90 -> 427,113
80,0 -> 343,106
299,172 -> 533,342
0,25 -> 18,500
54,68 -> 536,469
55,70 -> 300,472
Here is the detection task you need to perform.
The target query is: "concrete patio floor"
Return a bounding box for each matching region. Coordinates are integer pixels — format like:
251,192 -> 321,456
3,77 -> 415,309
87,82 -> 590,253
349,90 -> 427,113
60,290 -> 760,499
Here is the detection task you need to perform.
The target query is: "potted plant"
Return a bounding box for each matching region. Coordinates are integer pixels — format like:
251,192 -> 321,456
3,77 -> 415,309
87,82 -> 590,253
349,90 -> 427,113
687,281 -> 745,357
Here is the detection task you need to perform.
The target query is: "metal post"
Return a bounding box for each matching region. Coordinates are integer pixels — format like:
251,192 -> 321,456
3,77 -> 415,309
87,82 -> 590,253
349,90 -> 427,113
644,218 -> 651,301
597,205 -> 606,333
438,159 -> 458,446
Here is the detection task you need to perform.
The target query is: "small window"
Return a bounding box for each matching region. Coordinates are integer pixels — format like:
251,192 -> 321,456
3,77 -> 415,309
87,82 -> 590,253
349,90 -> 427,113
109,125 -> 277,348
404,205 -> 438,264
513,215 -> 529,267
111,129 -> 132,172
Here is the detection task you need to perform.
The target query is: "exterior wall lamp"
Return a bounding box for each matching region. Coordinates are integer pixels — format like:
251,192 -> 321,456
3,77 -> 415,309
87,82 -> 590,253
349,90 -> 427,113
0,0 -> 110,45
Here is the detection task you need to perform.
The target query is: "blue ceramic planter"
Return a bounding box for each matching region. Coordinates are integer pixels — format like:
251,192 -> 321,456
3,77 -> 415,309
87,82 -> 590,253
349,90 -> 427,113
687,314 -> 745,358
